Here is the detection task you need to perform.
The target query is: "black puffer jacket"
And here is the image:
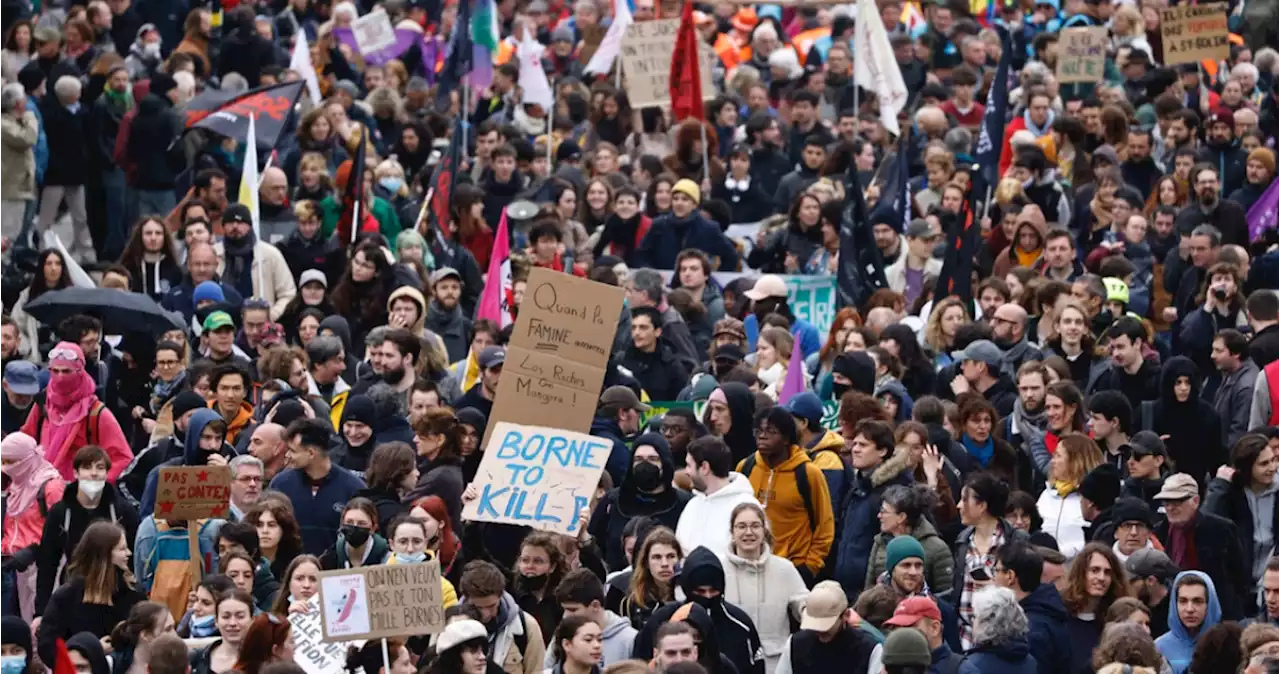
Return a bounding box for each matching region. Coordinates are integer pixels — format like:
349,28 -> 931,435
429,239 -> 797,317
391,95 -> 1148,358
588,432 -> 692,570
126,94 -> 184,190
41,96 -> 89,186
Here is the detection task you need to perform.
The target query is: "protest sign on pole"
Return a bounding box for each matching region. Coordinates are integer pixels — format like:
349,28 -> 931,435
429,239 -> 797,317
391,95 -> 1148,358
485,268 -> 625,445
292,598 -> 363,674
1056,27 -> 1108,83
1160,3 -> 1229,65
156,465 -> 231,590
462,422 -> 610,535
618,19 -> 716,107
316,561 -> 445,642
352,9 -> 398,55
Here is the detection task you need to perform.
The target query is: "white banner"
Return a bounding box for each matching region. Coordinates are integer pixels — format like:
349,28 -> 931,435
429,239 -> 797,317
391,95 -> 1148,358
854,0 -> 908,136
291,599 -> 364,674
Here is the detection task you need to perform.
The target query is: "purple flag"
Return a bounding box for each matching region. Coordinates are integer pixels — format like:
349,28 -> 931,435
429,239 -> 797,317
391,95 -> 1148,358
1248,178 -> 1279,243
778,340 -> 806,405
332,26 -> 431,67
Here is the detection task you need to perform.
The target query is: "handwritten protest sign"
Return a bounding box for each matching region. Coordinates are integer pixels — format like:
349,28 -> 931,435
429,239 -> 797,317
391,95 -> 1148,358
155,466 -> 231,520
317,561 -> 445,642
619,19 -> 716,107
486,268 -> 624,445
1056,27 -> 1108,83
292,599 -> 362,674
463,422 -> 609,535
1160,3 -> 1229,65
352,9 -> 397,55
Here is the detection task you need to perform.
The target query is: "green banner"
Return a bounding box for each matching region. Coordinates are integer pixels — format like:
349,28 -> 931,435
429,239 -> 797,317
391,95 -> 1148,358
642,399 -> 842,432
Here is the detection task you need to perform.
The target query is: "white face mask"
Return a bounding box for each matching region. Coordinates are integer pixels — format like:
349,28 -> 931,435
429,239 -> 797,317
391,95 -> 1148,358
79,479 -> 106,499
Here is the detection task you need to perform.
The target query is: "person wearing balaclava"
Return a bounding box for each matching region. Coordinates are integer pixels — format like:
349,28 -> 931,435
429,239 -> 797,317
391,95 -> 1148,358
331,394 -> 376,478
589,433 -> 693,571
830,351 -> 876,402
138,408 -> 235,517
1145,357 -> 1225,489
630,546 -> 766,674
704,383 -> 758,465
1,432 -> 64,622
36,443 -> 141,618
19,343 -> 132,482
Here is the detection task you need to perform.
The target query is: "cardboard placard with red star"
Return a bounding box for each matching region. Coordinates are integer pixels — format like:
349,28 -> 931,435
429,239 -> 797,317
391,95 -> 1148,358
156,466 -> 232,520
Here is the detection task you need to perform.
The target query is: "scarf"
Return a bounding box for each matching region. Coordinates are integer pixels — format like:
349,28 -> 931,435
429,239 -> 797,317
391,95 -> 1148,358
43,343 -> 100,471
103,87 -> 133,112
0,433 -> 62,514
961,434 -> 996,468
1052,479 -> 1076,497
598,212 -> 643,257
1010,397 -> 1047,438
222,231 -> 257,298
1023,108 -> 1056,137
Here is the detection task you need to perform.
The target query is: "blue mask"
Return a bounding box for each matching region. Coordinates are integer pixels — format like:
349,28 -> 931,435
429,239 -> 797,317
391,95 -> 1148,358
379,177 -> 403,194
2,655 -> 25,674
395,551 -> 427,564
192,614 -> 216,628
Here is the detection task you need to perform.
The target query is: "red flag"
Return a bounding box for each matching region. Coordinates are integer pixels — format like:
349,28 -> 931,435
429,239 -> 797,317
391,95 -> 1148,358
669,1 -> 704,121
53,639 -> 76,674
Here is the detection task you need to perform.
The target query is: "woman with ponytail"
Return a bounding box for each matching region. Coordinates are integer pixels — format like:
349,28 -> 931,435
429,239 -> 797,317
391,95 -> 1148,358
191,590 -> 256,674
345,639 -> 414,674
106,601 -> 174,674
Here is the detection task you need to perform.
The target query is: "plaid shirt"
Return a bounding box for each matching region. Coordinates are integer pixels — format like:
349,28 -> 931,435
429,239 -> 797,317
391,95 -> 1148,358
958,526 -> 1006,648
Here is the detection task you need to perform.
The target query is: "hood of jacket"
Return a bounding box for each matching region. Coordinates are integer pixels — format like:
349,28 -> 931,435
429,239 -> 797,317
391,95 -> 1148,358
1162,570 -> 1223,647
697,472 -> 756,503
1020,582 -> 1069,622
387,285 -> 427,334
869,447 -> 914,488
679,546 -> 726,596
184,408 -> 226,465
601,611 -> 633,639
1158,356 -> 1202,408
810,429 -> 845,454
318,315 -> 355,354
873,379 -> 914,422
66,632 -> 111,674
720,382 -> 757,455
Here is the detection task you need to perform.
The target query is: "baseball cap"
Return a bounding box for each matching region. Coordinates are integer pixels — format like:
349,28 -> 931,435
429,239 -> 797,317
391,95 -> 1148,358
203,311 -> 235,332
1126,548 -> 1179,580
799,581 -> 847,631
599,385 -> 650,413
430,267 -> 462,285
880,627 -> 932,667
223,203 -> 253,226
1153,473 -> 1199,501
3,361 -> 41,395
477,346 -> 506,370
743,274 -> 789,301
785,391 -> 825,429
713,344 -> 746,364
556,139 -> 583,162
1128,431 -> 1167,458
883,596 -> 943,628
299,269 -> 328,289
905,219 -> 938,239
951,339 -> 1004,370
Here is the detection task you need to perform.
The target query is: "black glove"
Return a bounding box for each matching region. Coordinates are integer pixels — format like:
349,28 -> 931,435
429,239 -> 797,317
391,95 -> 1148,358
3,546 -> 37,572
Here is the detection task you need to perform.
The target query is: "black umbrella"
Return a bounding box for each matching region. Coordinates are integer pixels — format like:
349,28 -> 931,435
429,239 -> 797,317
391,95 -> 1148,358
23,287 -> 185,336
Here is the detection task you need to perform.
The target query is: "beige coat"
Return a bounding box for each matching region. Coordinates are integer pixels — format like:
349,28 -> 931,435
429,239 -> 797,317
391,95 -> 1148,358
1,110 -> 38,201
213,239 -> 298,320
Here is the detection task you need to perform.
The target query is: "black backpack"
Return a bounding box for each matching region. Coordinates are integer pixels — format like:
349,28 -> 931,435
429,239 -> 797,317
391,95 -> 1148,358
740,453 -> 818,530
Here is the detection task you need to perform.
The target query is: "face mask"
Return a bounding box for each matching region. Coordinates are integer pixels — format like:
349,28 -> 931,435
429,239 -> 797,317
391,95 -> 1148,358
832,382 -> 851,400
143,42 -> 161,58
690,593 -> 723,610
516,573 -> 548,593
1,655 -> 24,674
379,177 -> 404,194
395,551 -> 427,564
50,372 -> 83,397
79,479 -> 106,499
341,524 -> 371,547
192,614 -> 216,628
631,461 -> 663,491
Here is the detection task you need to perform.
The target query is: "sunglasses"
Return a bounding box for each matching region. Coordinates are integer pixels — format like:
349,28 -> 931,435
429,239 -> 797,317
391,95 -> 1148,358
48,347 -> 81,363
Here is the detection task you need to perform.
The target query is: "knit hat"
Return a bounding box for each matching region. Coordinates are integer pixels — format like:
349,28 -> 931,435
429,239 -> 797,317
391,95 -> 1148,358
881,627 -> 932,667
708,387 -> 728,405
1078,463 -> 1122,509
833,352 -> 876,395
551,24 -> 575,43
193,281 -> 225,305
1,616 -> 33,668
1249,147 -> 1276,175
342,394 -> 376,427
149,72 -> 178,99
672,178 -> 701,203
171,391 -> 209,421
885,535 -> 926,573
1111,496 -> 1154,529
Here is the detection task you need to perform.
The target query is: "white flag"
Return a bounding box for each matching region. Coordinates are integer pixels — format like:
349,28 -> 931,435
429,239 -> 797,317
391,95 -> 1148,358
291,32 -> 322,105
517,28 -> 554,111
584,0 -> 632,75
854,0 -> 908,136
239,114 -> 261,240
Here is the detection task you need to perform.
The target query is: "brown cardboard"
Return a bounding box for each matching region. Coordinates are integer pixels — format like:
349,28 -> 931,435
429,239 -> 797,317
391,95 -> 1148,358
317,561 -> 445,642
1160,4 -> 1229,66
155,466 -> 231,520
1056,27 -> 1108,83
487,348 -> 605,440
618,19 -> 717,108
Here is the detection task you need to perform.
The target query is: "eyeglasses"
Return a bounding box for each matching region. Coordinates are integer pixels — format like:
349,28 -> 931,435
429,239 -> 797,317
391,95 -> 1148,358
235,475 -> 264,484
732,522 -> 764,532
156,359 -> 182,368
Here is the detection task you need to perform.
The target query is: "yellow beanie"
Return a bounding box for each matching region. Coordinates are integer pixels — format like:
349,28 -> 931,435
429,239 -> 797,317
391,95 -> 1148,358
672,178 -> 701,204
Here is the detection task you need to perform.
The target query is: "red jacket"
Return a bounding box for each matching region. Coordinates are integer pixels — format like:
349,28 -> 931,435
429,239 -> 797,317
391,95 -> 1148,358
997,115 -> 1029,178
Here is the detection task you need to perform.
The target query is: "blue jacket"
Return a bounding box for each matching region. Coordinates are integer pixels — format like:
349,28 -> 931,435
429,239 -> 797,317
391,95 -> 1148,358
268,462 -> 366,555
1155,571 -> 1223,674
589,415 -> 632,487
139,409 -> 241,517
636,212 -> 738,271
1020,583 -> 1071,674
744,313 -> 821,359
957,636 -> 1039,674
832,452 -> 912,595
28,94 -> 47,185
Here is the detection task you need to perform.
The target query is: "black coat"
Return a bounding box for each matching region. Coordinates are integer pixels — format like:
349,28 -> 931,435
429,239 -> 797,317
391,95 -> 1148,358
35,482 -> 140,615
126,94 -> 185,190
37,575 -> 145,664
215,23 -> 281,87
1203,476 -> 1278,593
1250,324 -> 1279,368
40,97 -> 89,186
1154,511 -> 1251,620
615,342 -> 690,402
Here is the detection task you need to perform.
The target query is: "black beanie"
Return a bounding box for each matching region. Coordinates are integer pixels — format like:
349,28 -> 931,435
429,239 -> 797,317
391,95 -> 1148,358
1078,463 -> 1122,510
1110,497 -> 1154,529
2,615 -> 33,667
171,391 -> 209,420
341,394 -> 376,427
149,72 -> 178,99
833,352 -> 877,395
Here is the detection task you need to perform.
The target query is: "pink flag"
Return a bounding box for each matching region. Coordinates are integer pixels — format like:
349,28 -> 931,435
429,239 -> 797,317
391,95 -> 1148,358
778,341 -> 806,404
476,208 -> 513,327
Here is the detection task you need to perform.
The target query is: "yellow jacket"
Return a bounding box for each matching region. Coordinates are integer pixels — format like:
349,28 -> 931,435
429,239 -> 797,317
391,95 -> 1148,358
736,445 -> 835,576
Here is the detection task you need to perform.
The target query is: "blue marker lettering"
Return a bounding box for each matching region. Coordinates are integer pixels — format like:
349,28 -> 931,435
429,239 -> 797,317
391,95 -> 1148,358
533,493 -> 562,525
496,431 -> 523,460
545,435 -> 570,467
477,484 -> 508,518
512,490 -> 535,521
567,495 -> 589,532
505,463 -> 529,486
522,466 -> 544,485
520,433 -> 547,461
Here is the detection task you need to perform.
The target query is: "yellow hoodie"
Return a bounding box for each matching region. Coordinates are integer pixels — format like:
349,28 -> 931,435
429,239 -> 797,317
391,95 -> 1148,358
736,445 -> 835,575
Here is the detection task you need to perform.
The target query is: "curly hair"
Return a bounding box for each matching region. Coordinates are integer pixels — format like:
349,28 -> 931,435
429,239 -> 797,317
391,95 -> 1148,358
1091,621 -> 1163,671
1062,543 -> 1130,618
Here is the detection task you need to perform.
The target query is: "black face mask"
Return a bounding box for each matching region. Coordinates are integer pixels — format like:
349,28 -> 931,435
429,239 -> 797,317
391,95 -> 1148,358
516,573 -> 549,593
690,593 -> 723,610
832,382 -> 851,400
341,524 -> 371,547
631,461 -> 664,491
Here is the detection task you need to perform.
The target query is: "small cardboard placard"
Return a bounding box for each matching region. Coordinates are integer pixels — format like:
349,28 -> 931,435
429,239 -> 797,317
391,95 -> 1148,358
1056,27 -> 1108,83
291,598 -> 362,674
155,466 -> 231,520
316,561 -> 445,642
352,9 -> 397,55
462,422 -> 609,535
1160,3 -> 1229,66
619,19 -> 717,108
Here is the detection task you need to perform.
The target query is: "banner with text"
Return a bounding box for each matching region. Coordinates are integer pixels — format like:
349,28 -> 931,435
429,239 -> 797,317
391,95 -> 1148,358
317,561 -> 445,642
658,271 -> 838,341
1056,27 -> 1108,83
1160,3 -> 1229,65
619,19 -> 716,108
292,599 -> 362,674
462,422 -> 609,535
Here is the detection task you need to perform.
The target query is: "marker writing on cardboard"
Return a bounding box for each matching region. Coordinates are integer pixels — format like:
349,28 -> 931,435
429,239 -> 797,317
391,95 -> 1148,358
473,428 -> 608,530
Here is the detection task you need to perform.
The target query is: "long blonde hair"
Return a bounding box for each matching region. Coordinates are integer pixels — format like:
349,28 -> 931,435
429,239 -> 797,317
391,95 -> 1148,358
924,296 -> 971,355
757,326 -> 794,371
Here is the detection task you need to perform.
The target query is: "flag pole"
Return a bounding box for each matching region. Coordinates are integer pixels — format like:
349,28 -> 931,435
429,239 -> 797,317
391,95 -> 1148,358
698,118 -> 710,185
547,75 -> 556,170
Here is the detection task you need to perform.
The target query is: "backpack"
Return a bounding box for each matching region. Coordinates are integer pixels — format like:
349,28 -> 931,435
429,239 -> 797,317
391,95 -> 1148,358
740,453 -> 818,530
145,519 -> 215,620
31,398 -> 105,447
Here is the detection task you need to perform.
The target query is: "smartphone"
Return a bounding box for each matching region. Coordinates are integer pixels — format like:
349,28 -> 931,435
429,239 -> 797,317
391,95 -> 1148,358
970,568 -> 991,582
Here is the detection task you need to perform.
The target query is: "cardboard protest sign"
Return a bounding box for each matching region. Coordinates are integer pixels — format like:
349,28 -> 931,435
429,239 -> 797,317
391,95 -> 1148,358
619,19 -> 716,107
155,466 -> 231,520
317,562 -> 445,642
490,346 -> 606,436
463,422 -> 609,535
352,9 -> 397,55
292,599 -> 363,674
1056,27 -> 1108,83
1160,4 -> 1229,66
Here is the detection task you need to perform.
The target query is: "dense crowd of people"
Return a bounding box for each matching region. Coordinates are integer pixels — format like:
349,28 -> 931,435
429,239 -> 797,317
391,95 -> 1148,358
0,0 -> 1279,673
